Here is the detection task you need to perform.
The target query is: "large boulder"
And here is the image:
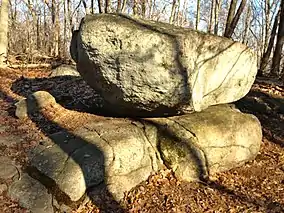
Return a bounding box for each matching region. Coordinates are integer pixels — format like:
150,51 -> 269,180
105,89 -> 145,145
27,97 -> 261,202
71,14 -> 257,116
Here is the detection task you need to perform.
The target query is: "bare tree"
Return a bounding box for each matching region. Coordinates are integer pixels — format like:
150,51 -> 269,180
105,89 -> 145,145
196,0 -> 200,30
214,0 -> 223,34
121,0 -> 127,13
208,0 -> 215,33
133,0 -> 138,15
259,10 -> 280,74
98,0 -> 103,13
141,0 -> 147,17
117,0 -> 122,13
224,0 -> 247,38
224,0 -> 237,36
105,0 -> 110,13
271,0 -> 284,76
91,0 -> 95,14
242,2 -> 251,44
264,0 -> 271,51
0,0 -> 9,67
169,0 -> 177,24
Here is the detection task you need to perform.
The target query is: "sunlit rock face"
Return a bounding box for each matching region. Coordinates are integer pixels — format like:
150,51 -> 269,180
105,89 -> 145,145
71,14 -> 257,117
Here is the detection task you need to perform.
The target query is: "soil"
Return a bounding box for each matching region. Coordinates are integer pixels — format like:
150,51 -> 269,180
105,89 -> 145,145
0,67 -> 283,213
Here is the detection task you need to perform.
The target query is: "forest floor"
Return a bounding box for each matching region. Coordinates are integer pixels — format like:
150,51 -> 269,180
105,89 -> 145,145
0,67 -> 283,213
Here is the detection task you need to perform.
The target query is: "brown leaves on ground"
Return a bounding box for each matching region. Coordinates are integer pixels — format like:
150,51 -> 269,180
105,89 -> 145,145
0,67 -> 284,213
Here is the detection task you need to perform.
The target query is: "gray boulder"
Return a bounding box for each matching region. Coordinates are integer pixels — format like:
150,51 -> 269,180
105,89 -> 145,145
71,14 -> 257,116
49,64 -> 80,77
8,174 -> 54,213
28,102 -> 261,202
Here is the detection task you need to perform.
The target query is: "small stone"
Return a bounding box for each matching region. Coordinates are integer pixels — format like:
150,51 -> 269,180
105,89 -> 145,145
0,157 -> 19,180
0,184 -> 8,194
49,65 -> 80,77
8,173 -> 53,213
15,91 -> 56,119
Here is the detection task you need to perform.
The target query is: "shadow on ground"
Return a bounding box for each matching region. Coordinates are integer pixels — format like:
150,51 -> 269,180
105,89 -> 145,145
235,89 -> 284,147
11,76 -> 106,114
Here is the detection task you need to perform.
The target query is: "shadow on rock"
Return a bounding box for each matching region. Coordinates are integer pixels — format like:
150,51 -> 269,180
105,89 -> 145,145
6,88 -> 125,212
203,180 -> 284,212
135,118 -> 208,181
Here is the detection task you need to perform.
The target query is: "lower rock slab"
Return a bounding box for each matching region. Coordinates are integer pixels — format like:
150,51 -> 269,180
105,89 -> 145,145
24,103 -> 262,205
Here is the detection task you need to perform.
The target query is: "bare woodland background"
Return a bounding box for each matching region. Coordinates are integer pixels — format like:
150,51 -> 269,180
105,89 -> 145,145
0,0 -> 283,79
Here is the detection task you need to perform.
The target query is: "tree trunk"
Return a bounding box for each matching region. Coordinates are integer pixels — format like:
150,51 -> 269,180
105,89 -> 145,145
264,0 -> 271,51
224,0 -> 247,38
67,0 -> 72,30
121,0 -> 127,13
148,0 -> 153,18
82,0 -> 90,14
242,3 -> 251,44
259,10 -> 280,75
36,15 -> 40,50
271,0 -> 284,76
43,5 -> 48,54
169,0 -> 177,24
224,0 -> 237,37
105,0 -> 110,13
180,0 -> 188,26
55,1 -> 60,57
50,0 -> 60,57
175,0 -> 181,25
117,0 -> 122,13
91,0 -> 94,14
133,0 -> 138,16
141,0 -> 147,17
208,0 -> 215,33
63,0 -> 67,58
0,0 -> 9,67
98,0 -> 103,13
214,0 -> 223,35
195,0 -> 200,30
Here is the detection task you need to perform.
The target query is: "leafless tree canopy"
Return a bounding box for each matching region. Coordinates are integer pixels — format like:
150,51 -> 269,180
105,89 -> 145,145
0,0 -> 283,77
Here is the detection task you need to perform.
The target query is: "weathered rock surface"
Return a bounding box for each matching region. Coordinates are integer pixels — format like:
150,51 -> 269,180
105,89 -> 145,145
30,121 -> 163,201
8,173 -> 54,213
72,14 -> 257,116
147,104 -> 262,181
28,102 -> 261,202
49,65 -> 80,77
0,156 -> 19,180
15,91 -> 56,119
